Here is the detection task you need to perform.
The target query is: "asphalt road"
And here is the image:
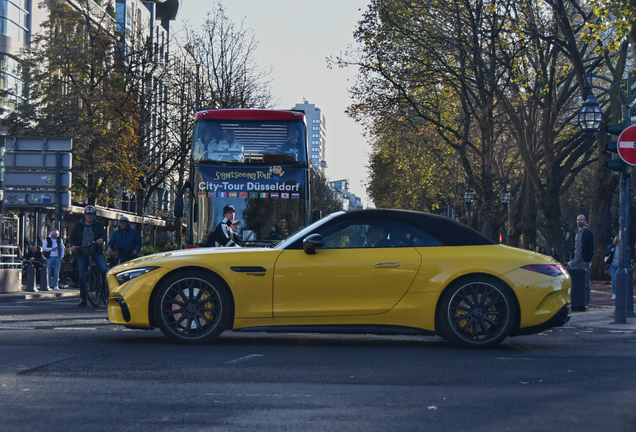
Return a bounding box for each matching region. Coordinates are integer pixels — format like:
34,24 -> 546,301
1,296 -> 635,432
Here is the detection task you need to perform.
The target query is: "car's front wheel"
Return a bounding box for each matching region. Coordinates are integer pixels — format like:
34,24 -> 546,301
154,271 -> 230,344
439,277 -> 516,348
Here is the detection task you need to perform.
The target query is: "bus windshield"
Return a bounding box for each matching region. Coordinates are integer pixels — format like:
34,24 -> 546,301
193,119 -> 307,165
187,112 -> 311,248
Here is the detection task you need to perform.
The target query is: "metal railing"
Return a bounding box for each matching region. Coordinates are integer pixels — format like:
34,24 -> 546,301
0,245 -> 22,269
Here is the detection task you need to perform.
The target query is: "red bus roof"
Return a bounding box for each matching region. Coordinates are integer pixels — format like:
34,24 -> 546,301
195,109 -> 306,121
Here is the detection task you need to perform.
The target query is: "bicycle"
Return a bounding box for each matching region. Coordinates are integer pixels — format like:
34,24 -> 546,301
77,242 -> 108,307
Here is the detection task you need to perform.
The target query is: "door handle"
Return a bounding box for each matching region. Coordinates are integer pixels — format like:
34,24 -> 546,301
375,262 -> 401,268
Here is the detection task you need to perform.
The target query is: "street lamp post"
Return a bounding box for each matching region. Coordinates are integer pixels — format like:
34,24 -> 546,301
500,186 -> 511,244
463,186 -> 474,228
578,73 -> 635,323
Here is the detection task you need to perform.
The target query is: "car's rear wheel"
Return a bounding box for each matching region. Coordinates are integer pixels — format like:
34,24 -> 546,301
439,277 -> 515,348
154,271 -> 230,344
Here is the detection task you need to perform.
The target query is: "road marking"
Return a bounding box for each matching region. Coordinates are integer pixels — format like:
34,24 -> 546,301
0,305 -> 27,308
225,354 -> 263,364
0,326 -> 35,330
53,327 -> 97,331
204,393 -> 311,397
496,358 -> 533,360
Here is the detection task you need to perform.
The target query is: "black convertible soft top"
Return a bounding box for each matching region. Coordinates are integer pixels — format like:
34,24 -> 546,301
344,209 -> 495,246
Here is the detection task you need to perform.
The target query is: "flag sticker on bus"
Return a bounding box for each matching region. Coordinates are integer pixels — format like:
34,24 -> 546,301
249,192 -> 258,198
208,192 -> 216,197
281,193 -> 290,198
292,193 -> 300,199
260,192 -> 268,198
218,192 -> 227,197
271,193 -> 279,198
239,192 -> 248,198
229,192 -> 238,198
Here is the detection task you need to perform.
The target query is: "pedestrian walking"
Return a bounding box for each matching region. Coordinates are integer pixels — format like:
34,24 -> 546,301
568,214 -> 595,307
42,229 -> 64,290
605,237 -> 619,300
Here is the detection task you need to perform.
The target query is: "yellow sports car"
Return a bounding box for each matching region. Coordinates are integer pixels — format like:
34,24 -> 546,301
107,209 -> 571,348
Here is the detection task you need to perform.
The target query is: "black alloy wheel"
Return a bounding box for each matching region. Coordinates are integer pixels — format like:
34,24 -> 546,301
154,271 -> 230,344
439,277 -> 515,348
84,270 -> 101,307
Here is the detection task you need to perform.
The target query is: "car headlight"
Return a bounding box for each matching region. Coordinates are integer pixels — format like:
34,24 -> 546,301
115,267 -> 158,285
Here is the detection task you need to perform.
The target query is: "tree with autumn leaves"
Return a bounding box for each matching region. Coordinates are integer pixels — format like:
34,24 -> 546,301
3,0 -> 140,205
334,0 -> 636,275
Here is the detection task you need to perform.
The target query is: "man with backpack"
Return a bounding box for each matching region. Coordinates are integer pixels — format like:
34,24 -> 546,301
42,229 -> 64,291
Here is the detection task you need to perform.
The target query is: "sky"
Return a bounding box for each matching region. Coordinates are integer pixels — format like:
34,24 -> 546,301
172,0 -> 372,206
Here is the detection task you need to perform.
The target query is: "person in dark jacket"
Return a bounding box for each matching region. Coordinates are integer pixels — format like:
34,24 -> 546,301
605,237 -> 620,300
107,216 -> 142,263
204,205 -> 240,247
568,214 -> 595,307
69,205 -> 108,306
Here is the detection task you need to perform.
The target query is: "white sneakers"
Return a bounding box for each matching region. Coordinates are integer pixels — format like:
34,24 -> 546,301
612,294 -> 616,300
53,287 -> 59,291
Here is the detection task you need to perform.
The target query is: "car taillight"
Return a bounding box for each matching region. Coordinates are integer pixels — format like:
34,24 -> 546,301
521,264 -> 567,277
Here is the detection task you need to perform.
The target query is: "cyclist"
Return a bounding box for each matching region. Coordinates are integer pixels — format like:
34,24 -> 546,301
69,205 -> 108,306
107,216 -> 142,264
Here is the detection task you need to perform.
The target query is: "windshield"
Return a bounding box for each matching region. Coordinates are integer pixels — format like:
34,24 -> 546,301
193,119 -> 307,165
275,212 -> 345,249
190,165 -> 311,247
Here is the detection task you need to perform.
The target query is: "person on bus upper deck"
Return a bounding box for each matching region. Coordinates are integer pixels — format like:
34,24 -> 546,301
203,205 -> 240,247
280,129 -> 300,154
193,130 -> 218,161
218,130 -> 244,162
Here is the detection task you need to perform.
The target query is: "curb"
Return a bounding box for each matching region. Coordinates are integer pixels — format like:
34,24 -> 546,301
0,288 -> 80,303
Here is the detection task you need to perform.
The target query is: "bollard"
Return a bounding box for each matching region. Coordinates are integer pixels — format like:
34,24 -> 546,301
24,262 -> 36,292
39,266 -> 49,291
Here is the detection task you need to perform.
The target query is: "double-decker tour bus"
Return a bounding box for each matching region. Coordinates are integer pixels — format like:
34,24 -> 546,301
175,109 -> 311,247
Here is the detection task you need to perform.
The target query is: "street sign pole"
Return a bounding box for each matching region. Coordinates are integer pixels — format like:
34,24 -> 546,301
615,115 -> 636,323
55,151 -> 62,231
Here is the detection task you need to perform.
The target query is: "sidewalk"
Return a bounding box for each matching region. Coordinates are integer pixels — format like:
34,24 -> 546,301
566,280 -> 636,331
0,285 -> 80,302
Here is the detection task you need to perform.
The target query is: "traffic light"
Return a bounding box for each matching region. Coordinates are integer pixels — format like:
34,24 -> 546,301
605,122 -> 630,175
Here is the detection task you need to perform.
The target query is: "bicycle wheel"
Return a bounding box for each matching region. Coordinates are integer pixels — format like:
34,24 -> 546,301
85,268 -> 101,307
100,274 -> 109,305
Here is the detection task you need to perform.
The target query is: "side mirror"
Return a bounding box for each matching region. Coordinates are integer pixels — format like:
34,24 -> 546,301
303,234 -> 324,255
174,196 -> 184,218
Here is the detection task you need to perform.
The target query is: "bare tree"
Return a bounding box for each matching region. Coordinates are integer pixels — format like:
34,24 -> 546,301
183,2 -> 275,109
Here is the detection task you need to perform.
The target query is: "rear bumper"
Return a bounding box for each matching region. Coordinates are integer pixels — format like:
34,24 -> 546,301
511,303 -> 570,336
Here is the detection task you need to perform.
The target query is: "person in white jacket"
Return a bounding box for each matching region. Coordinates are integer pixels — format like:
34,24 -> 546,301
42,229 -> 65,290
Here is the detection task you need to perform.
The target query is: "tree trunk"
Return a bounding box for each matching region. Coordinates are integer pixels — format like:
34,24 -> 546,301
522,177 -> 537,250
588,137 -> 618,280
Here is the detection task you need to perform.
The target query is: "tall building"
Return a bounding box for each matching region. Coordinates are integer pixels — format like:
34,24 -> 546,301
330,179 -> 363,210
0,0 -> 47,124
293,101 -> 327,172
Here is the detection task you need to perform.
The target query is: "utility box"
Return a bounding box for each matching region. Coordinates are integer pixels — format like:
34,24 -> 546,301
0,268 -> 21,293
566,267 -> 587,311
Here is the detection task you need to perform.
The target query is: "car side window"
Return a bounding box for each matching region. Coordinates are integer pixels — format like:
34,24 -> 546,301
321,221 -> 368,249
411,228 -> 443,247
